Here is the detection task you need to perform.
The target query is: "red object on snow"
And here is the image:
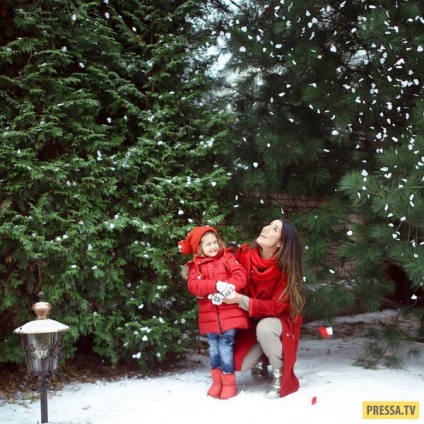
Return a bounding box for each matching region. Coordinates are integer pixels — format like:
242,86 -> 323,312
318,326 -> 333,338
311,396 -> 317,405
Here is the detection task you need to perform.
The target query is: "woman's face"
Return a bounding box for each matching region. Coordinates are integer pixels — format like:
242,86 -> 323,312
256,220 -> 283,254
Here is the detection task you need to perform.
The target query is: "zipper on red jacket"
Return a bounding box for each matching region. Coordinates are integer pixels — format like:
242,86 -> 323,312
216,305 -> 223,333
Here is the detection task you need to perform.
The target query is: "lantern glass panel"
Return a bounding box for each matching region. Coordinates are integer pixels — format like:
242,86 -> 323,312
21,332 -> 64,376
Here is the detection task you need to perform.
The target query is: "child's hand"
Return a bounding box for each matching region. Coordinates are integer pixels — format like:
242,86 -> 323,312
208,293 -> 224,305
216,281 -> 236,299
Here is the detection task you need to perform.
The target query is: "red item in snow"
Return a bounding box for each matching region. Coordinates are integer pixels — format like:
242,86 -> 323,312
311,396 -> 317,405
318,326 -> 333,338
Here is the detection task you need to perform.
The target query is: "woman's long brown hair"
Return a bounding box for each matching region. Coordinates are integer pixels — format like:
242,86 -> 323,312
276,219 -> 305,318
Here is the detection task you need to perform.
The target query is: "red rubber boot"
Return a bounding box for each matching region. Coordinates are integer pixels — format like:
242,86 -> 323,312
207,368 -> 222,398
219,372 -> 237,400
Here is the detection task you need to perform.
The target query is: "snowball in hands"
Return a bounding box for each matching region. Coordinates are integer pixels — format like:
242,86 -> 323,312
208,293 -> 224,305
216,281 -> 235,299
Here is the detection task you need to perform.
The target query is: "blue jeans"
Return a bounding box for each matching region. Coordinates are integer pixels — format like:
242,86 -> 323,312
207,328 -> 236,374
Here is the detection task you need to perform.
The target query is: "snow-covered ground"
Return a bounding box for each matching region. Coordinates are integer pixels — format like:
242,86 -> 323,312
1,310 -> 423,424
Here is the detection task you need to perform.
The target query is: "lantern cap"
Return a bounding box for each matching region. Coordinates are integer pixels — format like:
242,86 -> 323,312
13,292 -> 69,334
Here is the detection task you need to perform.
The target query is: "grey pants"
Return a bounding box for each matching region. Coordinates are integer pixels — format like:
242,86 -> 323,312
240,317 -> 283,372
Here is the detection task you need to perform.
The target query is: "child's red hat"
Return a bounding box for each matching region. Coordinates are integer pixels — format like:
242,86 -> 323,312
178,226 -> 218,255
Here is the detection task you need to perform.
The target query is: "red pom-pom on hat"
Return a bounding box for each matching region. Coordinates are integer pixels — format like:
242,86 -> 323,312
178,226 -> 218,255
178,239 -> 192,255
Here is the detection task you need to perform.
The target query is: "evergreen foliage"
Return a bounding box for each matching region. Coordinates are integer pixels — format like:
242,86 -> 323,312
353,307 -> 422,369
1,0 -> 423,373
213,0 -> 424,330
0,0 -> 234,369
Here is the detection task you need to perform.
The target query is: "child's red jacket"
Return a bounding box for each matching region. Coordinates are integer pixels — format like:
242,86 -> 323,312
186,249 -> 249,334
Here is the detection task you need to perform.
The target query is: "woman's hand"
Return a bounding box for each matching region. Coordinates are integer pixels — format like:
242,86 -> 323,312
180,265 -> 189,281
222,292 -> 242,304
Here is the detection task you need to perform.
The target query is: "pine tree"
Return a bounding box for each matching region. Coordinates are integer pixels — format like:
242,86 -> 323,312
0,0 -> 233,368
213,0 -> 424,330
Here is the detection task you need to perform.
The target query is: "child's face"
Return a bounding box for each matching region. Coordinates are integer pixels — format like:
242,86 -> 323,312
200,233 -> 219,257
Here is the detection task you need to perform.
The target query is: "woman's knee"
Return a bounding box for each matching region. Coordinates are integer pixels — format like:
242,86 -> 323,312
256,318 -> 282,342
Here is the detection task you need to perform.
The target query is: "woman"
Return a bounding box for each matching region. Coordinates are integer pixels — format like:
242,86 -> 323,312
223,218 -> 305,398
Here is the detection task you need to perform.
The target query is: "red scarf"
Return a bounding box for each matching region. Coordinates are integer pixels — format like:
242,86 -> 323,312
236,244 -> 282,298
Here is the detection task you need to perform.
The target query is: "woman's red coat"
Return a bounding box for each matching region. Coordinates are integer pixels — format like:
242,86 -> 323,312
233,244 -> 302,397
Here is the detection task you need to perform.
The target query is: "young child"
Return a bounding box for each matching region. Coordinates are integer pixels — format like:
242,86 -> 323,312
178,225 -> 249,400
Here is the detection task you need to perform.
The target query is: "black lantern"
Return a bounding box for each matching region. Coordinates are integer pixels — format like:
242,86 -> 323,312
14,292 -> 69,424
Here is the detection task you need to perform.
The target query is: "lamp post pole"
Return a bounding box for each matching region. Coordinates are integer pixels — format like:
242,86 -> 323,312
40,374 -> 49,423
14,292 -> 70,424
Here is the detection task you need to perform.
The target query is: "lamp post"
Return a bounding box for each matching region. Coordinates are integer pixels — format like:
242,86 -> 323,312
14,292 -> 70,424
